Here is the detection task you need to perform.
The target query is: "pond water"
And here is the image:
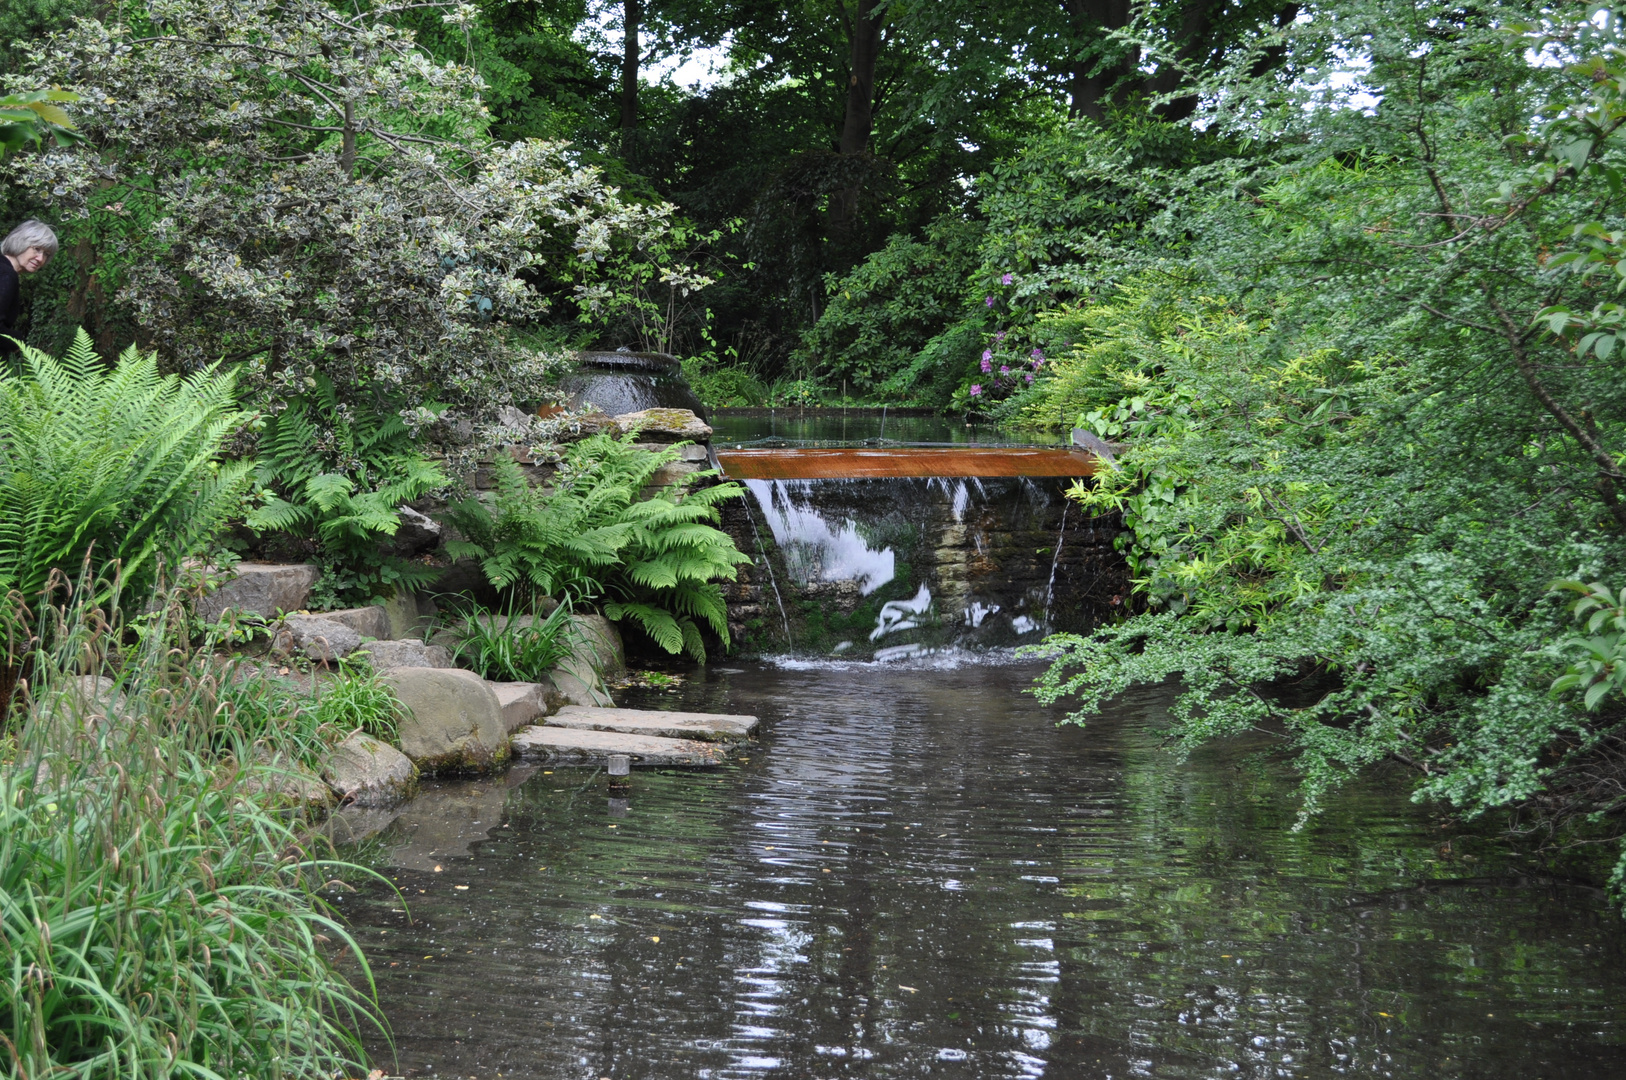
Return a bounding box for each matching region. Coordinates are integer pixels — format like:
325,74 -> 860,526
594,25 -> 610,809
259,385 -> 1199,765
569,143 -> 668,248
339,659 -> 1626,1079
709,409 -> 1068,448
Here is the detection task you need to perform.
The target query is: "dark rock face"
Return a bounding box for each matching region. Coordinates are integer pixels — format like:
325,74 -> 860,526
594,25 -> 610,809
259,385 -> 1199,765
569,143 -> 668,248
717,476 -> 1129,657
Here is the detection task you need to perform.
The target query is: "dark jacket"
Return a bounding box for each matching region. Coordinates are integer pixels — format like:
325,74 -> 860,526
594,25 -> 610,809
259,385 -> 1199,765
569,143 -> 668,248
0,258 -> 19,355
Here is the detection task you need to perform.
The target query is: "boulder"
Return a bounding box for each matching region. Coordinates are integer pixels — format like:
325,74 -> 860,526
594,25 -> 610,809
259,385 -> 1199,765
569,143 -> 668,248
382,590 -> 435,639
613,407 -> 711,443
572,613 -> 624,676
547,614 -> 622,707
195,562 -> 319,622
321,732 -> 419,808
240,749 -> 335,813
42,675 -> 125,740
389,506 -> 443,557
490,681 -> 558,733
384,668 -> 509,774
281,615 -> 363,662
319,606 -> 390,640
358,639 -> 452,672
548,666 -> 614,707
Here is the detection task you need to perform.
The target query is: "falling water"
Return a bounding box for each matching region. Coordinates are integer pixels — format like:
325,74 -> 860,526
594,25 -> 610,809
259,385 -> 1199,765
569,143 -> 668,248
726,475 -> 1123,657
741,493 -> 793,645
1043,497 -> 1068,628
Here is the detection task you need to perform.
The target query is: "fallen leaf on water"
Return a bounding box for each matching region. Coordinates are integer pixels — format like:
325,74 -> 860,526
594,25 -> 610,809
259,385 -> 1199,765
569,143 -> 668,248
651,936 -> 660,943
1377,1012 -> 1391,1017
455,885 -> 469,891
589,914 -> 603,920
433,865 -> 443,873
899,985 -> 918,993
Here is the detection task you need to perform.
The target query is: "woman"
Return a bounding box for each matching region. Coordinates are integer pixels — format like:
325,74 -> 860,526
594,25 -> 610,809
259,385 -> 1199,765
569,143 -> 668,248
0,219 -> 57,355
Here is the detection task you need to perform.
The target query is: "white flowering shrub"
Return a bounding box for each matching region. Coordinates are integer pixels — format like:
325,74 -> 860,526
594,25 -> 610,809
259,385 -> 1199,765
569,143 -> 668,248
6,0 -> 678,440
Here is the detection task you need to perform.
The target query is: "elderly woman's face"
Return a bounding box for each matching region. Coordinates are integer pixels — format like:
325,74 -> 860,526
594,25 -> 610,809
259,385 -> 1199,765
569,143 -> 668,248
15,247 -> 51,273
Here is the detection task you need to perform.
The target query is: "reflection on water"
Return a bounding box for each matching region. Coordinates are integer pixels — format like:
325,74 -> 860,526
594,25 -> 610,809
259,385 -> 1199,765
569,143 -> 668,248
340,661 -> 1626,1079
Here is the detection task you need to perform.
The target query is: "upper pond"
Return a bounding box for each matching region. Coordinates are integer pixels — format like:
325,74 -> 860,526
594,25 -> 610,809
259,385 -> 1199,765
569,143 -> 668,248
708,408 -> 1069,448
338,658 -> 1626,1079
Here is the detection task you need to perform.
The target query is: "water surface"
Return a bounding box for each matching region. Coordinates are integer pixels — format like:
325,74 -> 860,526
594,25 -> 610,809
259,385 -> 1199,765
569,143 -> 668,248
709,410 -> 1067,448
340,660 -> 1626,1079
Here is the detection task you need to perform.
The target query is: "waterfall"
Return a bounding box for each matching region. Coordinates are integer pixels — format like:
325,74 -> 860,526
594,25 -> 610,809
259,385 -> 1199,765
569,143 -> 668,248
1043,497 -> 1068,629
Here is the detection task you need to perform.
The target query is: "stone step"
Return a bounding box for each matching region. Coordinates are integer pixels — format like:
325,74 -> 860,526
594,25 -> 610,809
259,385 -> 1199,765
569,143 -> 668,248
544,704 -> 759,742
511,725 -> 729,766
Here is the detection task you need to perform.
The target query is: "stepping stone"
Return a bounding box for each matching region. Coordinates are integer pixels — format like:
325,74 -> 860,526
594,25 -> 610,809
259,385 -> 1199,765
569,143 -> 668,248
510,726 -> 729,766
545,705 -> 759,743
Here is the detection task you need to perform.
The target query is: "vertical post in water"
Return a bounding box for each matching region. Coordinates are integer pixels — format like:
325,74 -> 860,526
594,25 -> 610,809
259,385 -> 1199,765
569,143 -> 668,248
608,755 -> 630,778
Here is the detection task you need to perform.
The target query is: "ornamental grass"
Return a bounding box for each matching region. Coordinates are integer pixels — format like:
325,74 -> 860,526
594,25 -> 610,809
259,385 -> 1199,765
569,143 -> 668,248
0,581 -> 384,1079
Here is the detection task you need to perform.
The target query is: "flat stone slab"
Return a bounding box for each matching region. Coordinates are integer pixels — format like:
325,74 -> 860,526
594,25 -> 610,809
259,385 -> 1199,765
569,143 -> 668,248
545,704 -> 759,742
511,726 -> 729,766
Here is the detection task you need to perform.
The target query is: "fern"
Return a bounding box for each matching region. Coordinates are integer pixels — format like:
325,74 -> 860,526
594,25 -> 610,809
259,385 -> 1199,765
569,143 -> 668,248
0,329 -> 252,636
246,377 -> 445,605
444,433 -> 749,660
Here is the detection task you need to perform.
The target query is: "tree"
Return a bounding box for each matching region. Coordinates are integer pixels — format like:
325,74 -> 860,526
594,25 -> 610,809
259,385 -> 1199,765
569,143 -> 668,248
1023,1 -> 1626,904
8,0 -> 679,444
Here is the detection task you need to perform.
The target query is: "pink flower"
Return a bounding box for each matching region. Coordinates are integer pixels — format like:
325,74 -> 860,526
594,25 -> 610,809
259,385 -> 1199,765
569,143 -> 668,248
995,330 -> 1006,342
982,349 -> 992,361
980,358 -> 992,373
1030,348 -> 1044,361
970,384 -> 982,396
999,365 -> 1010,374
985,296 -> 994,307
1025,372 -> 1035,383
1001,273 -> 1013,285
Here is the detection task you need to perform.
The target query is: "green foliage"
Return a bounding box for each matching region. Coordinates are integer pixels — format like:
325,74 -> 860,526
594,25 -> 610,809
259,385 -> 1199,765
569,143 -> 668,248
681,354 -> 768,407
11,0 -> 680,442
1020,3 -> 1626,903
246,377 -> 446,606
310,659 -> 405,744
1551,580 -> 1626,711
2,588 -> 380,1079
798,217 -> 984,400
0,330 -> 251,636
0,89 -> 82,155
444,433 -> 749,660
450,601 -> 580,682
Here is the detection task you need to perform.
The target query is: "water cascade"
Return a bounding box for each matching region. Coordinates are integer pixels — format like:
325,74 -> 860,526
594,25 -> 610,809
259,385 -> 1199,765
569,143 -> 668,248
711,411 -> 1127,657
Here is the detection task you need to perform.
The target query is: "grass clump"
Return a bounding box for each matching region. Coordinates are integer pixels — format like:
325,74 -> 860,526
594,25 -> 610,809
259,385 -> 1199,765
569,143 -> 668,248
0,583 -> 383,1079
450,602 -> 580,683
310,658 -> 405,744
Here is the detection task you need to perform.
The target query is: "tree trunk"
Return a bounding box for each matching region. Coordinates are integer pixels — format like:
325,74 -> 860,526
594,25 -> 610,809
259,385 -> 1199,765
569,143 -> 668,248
830,0 -> 884,236
620,0 -> 641,162
1066,0 -> 1136,121
341,98 -> 356,179
1142,0 -> 1213,123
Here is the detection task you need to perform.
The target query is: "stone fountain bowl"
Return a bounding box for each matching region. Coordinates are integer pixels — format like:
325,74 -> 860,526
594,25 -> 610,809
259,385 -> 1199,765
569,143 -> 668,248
560,350 -> 709,420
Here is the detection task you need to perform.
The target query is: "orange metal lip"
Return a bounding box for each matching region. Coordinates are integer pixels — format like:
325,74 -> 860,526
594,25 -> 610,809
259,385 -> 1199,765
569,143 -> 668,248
715,447 -> 1099,480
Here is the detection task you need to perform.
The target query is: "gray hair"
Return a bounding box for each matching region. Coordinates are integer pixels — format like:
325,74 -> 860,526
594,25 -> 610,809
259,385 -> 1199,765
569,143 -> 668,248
2,220 -> 58,258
